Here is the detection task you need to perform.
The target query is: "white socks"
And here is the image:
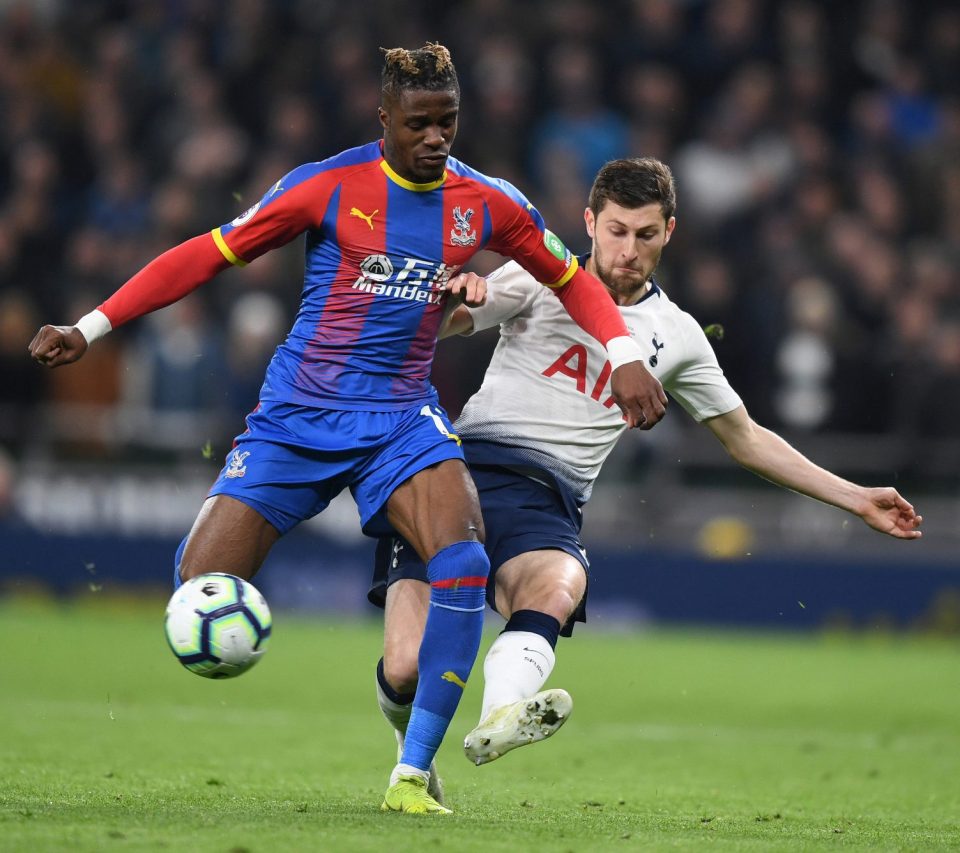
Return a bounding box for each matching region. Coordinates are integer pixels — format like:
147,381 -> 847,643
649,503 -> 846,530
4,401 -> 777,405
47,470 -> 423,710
390,763 -> 429,785
479,630 -> 556,720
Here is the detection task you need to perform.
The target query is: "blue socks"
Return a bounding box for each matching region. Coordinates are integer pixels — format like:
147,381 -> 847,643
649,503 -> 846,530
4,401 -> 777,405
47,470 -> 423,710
172,535 -> 187,591
400,540 -> 489,772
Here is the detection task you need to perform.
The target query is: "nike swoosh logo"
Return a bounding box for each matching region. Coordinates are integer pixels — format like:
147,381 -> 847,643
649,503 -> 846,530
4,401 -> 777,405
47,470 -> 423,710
522,647 -> 549,660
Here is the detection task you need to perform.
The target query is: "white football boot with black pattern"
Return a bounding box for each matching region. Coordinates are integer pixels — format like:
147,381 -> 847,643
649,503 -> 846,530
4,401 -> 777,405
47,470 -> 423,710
463,688 -> 573,766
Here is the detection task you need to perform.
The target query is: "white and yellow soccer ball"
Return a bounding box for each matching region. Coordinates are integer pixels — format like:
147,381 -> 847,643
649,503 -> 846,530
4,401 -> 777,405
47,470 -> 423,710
164,573 -> 272,678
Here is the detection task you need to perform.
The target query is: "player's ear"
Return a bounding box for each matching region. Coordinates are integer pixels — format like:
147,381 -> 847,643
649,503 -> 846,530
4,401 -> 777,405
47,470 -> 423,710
378,105 -> 389,131
584,207 -> 595,239
663,216 -> 676,245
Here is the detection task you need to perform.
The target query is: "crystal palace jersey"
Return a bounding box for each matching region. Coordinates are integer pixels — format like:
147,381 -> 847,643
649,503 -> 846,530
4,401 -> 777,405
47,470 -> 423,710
212,141 -> 580,411
455,259 -> 743,503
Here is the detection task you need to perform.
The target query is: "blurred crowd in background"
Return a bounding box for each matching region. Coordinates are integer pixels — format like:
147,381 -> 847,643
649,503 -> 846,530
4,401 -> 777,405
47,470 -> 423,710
0,0 -> 958,489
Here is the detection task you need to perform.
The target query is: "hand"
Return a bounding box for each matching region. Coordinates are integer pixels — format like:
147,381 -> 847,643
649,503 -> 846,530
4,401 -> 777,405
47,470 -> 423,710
858,488 -> 923,539
28,325 -> 89,368
610,359 -> 668,429
443,272 -> 486,308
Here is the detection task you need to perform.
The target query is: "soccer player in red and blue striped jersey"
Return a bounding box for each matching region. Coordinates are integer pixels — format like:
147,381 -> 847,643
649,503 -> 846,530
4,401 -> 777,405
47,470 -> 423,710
29,43 -> 668,814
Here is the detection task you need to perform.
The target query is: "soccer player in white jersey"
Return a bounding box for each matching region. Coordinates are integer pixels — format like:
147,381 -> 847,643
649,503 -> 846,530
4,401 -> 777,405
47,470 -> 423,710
369,157 -> 923,791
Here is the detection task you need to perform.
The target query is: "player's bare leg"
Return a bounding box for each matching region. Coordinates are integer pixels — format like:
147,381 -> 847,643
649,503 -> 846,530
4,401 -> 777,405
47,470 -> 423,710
464,550 -> 584,766
178,495 -> 281,582
383,579 -> 429,694
378,579 -> 444,804
381,459 -> 487,814
386,458 -> 484,560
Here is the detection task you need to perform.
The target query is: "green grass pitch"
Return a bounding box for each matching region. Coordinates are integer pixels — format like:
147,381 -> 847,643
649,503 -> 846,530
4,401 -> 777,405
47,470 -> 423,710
1,595 -> 958,852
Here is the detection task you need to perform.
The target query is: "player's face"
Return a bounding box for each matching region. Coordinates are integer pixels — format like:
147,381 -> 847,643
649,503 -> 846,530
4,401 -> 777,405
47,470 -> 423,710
379,88 -> 459,183
584,201 -> 676,306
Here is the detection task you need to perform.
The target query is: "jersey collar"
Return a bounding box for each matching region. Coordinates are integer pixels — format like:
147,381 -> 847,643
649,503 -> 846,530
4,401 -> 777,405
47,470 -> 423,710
379,156 -> 447,191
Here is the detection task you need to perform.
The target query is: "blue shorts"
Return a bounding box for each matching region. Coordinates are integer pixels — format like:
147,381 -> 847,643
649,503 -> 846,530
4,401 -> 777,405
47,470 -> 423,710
208,399 -> 465,537
369,463 -> 590,635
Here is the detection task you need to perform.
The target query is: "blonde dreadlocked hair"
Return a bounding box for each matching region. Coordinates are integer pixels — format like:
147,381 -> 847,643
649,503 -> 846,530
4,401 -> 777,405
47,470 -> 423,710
380,42 -> 459,101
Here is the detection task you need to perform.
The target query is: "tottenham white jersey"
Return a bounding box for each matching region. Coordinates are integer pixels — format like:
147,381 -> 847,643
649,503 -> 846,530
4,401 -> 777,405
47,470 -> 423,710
455,260 -> 742,503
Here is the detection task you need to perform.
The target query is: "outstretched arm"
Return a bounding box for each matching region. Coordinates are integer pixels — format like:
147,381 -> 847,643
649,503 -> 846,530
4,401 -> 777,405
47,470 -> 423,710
29,232 -> 231,368
704,405 -> 923,539
31,163 -> 330,369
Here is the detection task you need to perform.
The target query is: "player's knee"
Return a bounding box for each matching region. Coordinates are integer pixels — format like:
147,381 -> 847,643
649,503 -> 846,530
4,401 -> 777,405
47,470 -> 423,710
427,540 -> 489,588
426,541 -> 490,617
455,538 -> 490,579
382,650 -> 419,695
540,584 -> 583,625
501,562 -> 585,624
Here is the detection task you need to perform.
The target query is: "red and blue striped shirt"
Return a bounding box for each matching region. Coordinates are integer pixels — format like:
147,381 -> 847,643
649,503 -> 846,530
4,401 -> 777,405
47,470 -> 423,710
212,141 -> 579,410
